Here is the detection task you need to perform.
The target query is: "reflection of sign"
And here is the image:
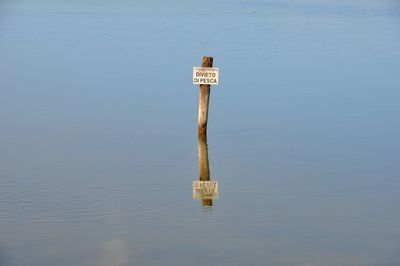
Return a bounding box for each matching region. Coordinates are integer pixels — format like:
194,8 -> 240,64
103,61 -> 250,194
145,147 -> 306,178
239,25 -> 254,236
193,67 -> 219,85
192,180 -> 218,200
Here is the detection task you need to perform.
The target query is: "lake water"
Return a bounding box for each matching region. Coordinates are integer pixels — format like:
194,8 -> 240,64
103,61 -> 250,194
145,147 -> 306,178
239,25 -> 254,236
1,0 -> 400,265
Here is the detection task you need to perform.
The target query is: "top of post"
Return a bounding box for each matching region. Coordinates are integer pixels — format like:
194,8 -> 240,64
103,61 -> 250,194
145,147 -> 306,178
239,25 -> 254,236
193,56 -> 219,85
202,56 -> 213,68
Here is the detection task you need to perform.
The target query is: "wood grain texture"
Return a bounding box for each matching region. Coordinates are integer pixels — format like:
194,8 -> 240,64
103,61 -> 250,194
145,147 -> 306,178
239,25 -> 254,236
198,56 -> 213,137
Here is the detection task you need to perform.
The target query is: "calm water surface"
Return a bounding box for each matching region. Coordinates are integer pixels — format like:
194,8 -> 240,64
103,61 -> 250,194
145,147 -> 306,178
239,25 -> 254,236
1,0 -> 400,265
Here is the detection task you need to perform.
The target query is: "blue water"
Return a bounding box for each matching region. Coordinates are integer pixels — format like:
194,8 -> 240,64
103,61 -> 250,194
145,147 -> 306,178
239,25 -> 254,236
1,0 -> 400,265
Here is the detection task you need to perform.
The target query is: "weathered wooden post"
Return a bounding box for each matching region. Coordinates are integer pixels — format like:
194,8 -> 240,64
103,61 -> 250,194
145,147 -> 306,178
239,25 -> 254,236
192,57 -> 219,207
197,56 -> 213,138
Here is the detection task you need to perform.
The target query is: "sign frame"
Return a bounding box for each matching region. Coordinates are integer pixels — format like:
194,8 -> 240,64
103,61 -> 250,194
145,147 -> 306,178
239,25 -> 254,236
193,67 -> 219,85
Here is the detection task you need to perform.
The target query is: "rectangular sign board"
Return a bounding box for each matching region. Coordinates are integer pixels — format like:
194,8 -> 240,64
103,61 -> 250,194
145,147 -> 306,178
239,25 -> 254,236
193,67 -> 219,85
192,180 -> 219,200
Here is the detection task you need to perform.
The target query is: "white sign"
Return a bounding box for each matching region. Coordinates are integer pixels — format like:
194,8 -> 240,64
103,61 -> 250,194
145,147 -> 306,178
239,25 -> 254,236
192,180 -> 219,200
193,67 -> 219,85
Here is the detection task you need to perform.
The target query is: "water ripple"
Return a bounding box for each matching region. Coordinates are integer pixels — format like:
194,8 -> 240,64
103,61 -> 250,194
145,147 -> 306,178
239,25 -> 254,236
0,175 -> 188,227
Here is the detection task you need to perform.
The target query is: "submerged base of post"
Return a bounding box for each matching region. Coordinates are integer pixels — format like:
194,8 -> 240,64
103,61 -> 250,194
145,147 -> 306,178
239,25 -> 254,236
202,199 -> 213,206
198,127 -> 207,138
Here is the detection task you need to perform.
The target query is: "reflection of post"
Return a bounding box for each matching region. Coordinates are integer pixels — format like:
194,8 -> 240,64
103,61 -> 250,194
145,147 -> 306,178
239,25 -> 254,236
198,134 -> 212,206
198,134 -> 210,182
193,133 -> 218,206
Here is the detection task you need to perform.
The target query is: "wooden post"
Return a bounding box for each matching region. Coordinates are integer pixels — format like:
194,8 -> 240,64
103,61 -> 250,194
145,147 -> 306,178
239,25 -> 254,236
195,56 -> 215,207
198,56 -> 213,138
